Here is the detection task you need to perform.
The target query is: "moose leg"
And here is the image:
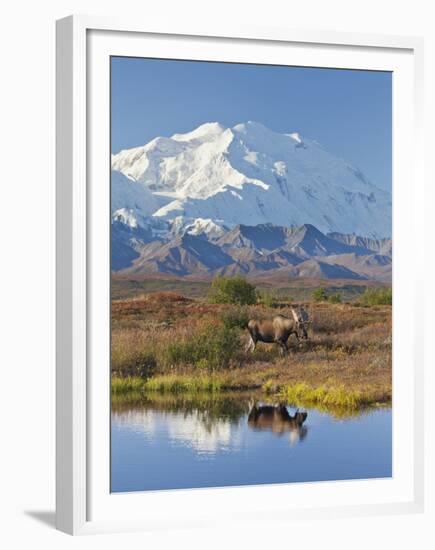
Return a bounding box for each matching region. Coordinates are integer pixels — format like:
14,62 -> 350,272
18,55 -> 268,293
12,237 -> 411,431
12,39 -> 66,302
278,340 -> 288,356
293,330 -> 300,342
246,335 -> 256,353
245,337 -> 252,352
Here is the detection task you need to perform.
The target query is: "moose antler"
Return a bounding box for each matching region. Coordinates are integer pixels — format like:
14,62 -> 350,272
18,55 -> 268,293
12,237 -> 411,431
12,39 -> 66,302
290,307 -> 300,324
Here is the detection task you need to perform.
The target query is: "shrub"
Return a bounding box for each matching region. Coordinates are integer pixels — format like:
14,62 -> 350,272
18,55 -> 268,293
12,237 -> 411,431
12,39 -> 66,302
219,307 -> 249,330
360,287 -> 392,306
111,339 -> 157,377
312,288 -> 328,302
208,276 -> 257,305
259,290 -> 279,308
328,293 -> 342,304
166,322 -> 240,370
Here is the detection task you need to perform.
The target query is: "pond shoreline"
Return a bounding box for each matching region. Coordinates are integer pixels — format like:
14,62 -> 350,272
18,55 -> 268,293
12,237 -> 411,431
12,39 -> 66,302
111,372 -> 391,412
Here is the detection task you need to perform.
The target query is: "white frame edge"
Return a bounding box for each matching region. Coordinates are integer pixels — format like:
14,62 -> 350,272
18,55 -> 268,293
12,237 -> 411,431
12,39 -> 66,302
56,14 -> 425,535
56,15 -> 87,535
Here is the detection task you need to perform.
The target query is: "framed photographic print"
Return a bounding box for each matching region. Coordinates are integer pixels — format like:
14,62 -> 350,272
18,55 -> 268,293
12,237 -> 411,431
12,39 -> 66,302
56,15 -> 425,535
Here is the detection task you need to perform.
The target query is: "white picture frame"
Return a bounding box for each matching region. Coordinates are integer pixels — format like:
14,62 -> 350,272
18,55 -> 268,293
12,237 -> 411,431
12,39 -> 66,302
56,15 -> 425,535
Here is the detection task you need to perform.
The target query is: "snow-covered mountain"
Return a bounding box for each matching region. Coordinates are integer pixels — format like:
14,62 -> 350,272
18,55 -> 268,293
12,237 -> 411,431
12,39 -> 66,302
112,121 -> 391,238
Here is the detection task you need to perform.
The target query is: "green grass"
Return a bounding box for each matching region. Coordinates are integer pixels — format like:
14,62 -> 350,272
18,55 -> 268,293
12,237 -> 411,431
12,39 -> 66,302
144,374 -> 223,393
111,373 -> 390,411
111,376 -> 146,395
111,375 -> 224,394
111,375 -> 390,419
274,381 -> 389,409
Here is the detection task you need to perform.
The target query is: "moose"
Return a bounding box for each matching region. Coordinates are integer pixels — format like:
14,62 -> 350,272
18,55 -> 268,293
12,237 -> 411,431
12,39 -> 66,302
248,402 -> 308,442
246,307 -> 311,355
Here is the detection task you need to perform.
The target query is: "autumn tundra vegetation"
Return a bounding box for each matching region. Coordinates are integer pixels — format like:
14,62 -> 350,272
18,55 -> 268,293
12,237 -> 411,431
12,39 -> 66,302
111,275 -> 392,412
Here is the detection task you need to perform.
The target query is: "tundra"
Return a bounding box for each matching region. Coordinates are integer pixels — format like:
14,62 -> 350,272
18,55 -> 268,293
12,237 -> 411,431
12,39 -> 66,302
246,307 -> 310,355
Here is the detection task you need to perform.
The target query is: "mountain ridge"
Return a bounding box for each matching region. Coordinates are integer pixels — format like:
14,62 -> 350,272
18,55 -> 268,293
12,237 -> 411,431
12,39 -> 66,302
112,220 -> 392,282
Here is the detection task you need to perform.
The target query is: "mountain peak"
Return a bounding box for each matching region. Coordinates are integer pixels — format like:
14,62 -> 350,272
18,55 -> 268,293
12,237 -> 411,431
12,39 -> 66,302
300,223 -> 323,234
232,120 -> 275,135
171,122 -> 227,142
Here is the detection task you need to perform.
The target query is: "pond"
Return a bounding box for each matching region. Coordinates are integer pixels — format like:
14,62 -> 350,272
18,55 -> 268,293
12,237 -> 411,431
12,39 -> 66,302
111,392 -> 392,493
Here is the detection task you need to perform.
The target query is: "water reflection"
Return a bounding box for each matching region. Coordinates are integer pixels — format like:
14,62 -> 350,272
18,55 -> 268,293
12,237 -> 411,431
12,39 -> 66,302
112,392 -> 251,454
112,393 -> 310,452
111,392 -> 377,451
111,391 -> 392,492
248,402 -> 308,444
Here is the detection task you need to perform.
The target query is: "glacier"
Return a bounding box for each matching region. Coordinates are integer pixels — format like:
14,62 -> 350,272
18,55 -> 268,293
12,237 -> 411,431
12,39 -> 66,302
111,121 -> 391,238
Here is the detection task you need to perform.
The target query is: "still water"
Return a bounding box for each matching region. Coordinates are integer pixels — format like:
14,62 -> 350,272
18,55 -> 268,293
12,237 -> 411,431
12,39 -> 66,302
111,393 -> 392,493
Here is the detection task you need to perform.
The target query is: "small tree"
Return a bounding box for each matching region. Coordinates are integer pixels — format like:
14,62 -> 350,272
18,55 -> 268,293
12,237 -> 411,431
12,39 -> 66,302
312,288 -> 327,302
328,293 -> 342,304
259,290 -> 279,308
208,276 -> 257,305
360,287 -> 392,306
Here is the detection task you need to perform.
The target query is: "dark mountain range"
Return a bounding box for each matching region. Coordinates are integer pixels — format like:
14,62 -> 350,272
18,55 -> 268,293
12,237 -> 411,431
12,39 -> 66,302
122,233 -> 234,276
112,220 -> 392,282
327,232 -> 392,257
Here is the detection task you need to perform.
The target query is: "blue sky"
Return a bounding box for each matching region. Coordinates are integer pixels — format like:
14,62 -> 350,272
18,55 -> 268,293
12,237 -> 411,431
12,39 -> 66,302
111,57 -> 391,191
